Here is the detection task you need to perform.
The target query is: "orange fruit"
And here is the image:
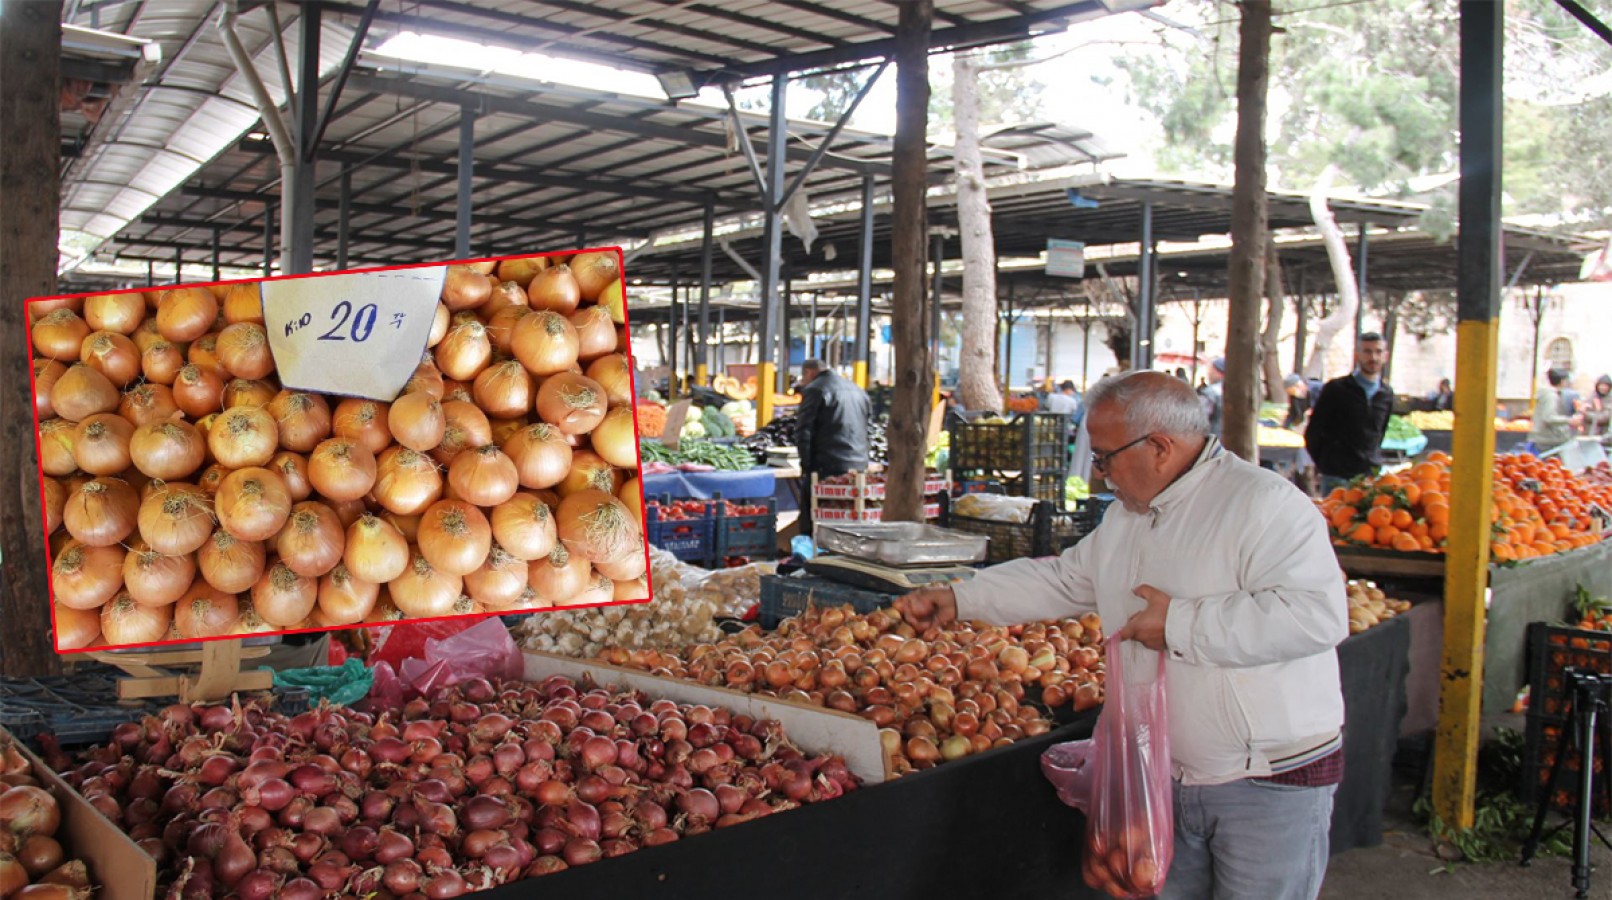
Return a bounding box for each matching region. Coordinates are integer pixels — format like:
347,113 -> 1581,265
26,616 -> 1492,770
1366,507 -> 1393,529
1410,521 -> 1431,539
1391,509 -> 1414,529
1373,494 -> 1396,508
1392,533 -> 1421,552
1375,524 -> 1401,545
1349,524 -> 1375,545
1345,488 -> 1367,505
1429,521 -> 1449,541
1330,506 -> 1357,530
1425,502 -> 1450,525
1402,483 -> 1422,506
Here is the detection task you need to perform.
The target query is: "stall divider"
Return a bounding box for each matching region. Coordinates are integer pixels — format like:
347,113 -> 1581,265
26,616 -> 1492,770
521,651 -> 890,783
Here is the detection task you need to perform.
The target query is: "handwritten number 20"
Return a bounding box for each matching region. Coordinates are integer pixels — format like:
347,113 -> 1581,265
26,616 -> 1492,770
316,302 -> 378,342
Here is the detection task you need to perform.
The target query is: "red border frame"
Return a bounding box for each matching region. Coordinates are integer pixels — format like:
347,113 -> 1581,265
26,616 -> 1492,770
29,247 -> 655,654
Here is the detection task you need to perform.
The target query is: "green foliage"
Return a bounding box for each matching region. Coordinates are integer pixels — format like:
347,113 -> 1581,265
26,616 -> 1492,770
930,42 -> 1048,134
1412,727 -> 1572,863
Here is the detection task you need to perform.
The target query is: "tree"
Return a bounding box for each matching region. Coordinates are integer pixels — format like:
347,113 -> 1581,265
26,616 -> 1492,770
1223,0 -> 1272,464
929,41 -> 1046,135
951,51 -> 1004,414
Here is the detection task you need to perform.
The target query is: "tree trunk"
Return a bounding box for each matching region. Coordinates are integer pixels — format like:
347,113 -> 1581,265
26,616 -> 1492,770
952,52 -> 1003,414
0,0 -> 64,676
1260,236 -> 1287,402
1223,0 -> 1272,463
1303,168 -> 1361,380
884,0 -> 933,522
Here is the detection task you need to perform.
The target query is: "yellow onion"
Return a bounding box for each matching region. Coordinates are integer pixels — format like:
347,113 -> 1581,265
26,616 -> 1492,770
483,305 -> 529,355
590,405 -> 639,468
137,481 -> 214,555
495,255 -> 548,286
51,541 -> 126,610
558,449 -> 622,497
270,451 -> 313,501
441,265 -> 493,310
215,467 -> 292,541
316,563 -> 379,625
42,477 -> 66,534
131,316 -> 164,353
267,391 -> 331,452
33,359 -> 67,420
389,391 -> 445,453
79,331 -> 141,387
172,583 -> 239,638
38,419 -> 77,477
50,364 -> 119,422
618,477 -> 643,525
471,360 -> 532,419
511,311 -> 579,376
54,603 -> 103,650
389,549 -> 461,618
130,420 -> 206,480
435,320 -> 492,381
275,501 -> 346,577
84,292 -> 147,334
527,265 -> 581,315
31,309 -> 91,361
101,592 -> 173,646
417,499 -> 491,576
569,306 -> 617,361
187,333 -> 222,371
373,446 -> 444,516
222,378 -> 276,409
208,405 -> 278,469
308,438 -> 378,502
447,444 -> 519,507
501,422 -> 572,490
121,382 -> 181,426
222,283 -> 265,324
429,303 -> 451,348
155,287 -> 218,342
464,543 -> 527,609
481,280 -> 529,318
556,489 -> 640,564
570,250 -> 620,302
251,560 -> 317,627
594,541 -> 647,581
491,492 -> 556,561
431,401 -> 493,468
332,398 -> 391,455
141,341 -> 185,385
197,529 -> 266,593
72,414 -> 134,475
598,277 -> 626,324
585,354 -> 634,407
63,478 -> 139,547
216,322 -> 274,380
528,543 -> 592,604
172,364 -> 225,418
121,540 -> 196,607
535,372 -> 607,435
344,514 -> 409,583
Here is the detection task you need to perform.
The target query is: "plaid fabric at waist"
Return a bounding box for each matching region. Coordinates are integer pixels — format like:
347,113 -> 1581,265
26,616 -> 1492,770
1252,748 -> 1344,788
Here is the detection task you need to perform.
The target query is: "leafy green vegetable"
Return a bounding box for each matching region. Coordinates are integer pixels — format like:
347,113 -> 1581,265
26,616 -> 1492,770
1385,415 -> 1423,441
638,438 -> 755,471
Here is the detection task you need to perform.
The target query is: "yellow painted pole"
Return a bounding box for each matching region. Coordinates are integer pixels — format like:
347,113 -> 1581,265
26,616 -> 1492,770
758,361 -> 776,427
853,359 -> 868,390
931,369 -> 941,412
1433,0 -> 1501,832
694,363 -> 708,389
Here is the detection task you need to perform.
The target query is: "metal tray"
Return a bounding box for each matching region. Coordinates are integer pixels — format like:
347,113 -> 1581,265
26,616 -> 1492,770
813,522 -> 988,566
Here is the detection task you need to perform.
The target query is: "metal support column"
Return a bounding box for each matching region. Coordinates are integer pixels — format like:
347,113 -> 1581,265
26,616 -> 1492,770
147,260 -> 155,288
211,228 -> 221,282
288,1 -> 320,275
263,203 -> 275,274
854,175 -> 875,388
1355,224 -> 1369,337
174,246 -> 183,284
757,74 -> 787,426
667,283 -> 680,399
930,231 -> 943,409
456,105 -> 475,258
1435,0 -> 1503,832
696,203 -> 714,387
1135,200 -> 1155,370
781,278 -> 793,388
808,292 -> 817,363
718,307 -> 726,375
337,168 -> 351,270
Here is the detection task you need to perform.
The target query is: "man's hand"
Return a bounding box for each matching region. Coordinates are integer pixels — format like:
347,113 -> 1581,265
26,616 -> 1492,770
892,586 -> 958,631
1115,584 -> 1172,651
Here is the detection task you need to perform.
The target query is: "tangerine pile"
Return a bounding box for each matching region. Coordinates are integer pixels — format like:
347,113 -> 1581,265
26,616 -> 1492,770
1321,452 -> 1610,561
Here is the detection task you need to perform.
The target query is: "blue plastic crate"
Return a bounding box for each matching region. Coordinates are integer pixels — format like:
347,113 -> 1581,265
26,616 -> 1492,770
645,496 -> 718,566
715,496 -> 777,561
758,574 -> 896,630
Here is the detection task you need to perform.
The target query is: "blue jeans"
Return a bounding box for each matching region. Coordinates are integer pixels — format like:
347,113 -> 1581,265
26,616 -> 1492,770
1159,779 -> 1336,900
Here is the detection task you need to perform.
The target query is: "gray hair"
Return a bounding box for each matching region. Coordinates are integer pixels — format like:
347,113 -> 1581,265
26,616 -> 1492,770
801,359 -> 826,373
1084,371 -> 1211,437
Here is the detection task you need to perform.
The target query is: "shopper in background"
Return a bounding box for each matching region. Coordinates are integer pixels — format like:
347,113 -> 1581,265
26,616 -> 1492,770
894,372 -> 1348,900
1426,378 -> 1455,411
1197,358 -> 1226,436
794,359 -> 872,540
1044,380 -> 1084,476
1560,372 -> 1584,422
1284,373 -> 1313,430
1583,375 -> 1612,437
1529,368 -> 1580,452
1305,333 -> 1393,494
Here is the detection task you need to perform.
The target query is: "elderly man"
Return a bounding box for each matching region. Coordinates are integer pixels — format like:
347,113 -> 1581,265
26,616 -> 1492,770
794,359 -> 872,540
895,372 -> 1348,900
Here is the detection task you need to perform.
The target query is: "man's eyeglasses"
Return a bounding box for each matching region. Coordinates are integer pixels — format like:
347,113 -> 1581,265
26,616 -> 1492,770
1091,434 -> 1153,474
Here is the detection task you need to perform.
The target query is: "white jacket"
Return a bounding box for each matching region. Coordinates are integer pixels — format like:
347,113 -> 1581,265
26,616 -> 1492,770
952,439 -> 1349,785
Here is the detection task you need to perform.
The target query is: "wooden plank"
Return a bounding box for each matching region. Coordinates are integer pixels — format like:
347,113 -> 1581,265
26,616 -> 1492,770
187,638 -> 245,701
523,651 -> 890,783
662,399 -> 694,451
0,1 -> 63,676
1332,546 -> 1446,580
88,646 -> 271,667
4,725 -> 157,900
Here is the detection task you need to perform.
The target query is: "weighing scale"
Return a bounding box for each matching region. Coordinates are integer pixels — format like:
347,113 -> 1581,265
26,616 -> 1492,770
805,554 -> 977,594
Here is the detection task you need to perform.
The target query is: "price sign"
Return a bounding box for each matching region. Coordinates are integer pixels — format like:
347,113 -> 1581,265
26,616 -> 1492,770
261,267 -> 446,401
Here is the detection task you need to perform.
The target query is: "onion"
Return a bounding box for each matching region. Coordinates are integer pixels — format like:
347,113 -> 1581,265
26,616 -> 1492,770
189,332 -> 223,372
417,500 -> 491,576
612,576 -> 649,602
197,529 -> 265,593
267,391 -> 331,453
447,444 -> 519,507
223,378 -> 276,410
464,544 -> 527,609
594,542 -> 647,581
156,287 -> 218,342
570,251 -> 620,302
307,438 -> 378,502
215,467 -> 293,541
50,541 -> 125,610
79,331 -> 140,387
561,572 -> 614,608
33,360 -> 66,419
527,266 -> 581,315
388,391 -> 445,453
585,354 -> 633,407
511,311 -> 579,376
270,451 -> 312,501
344,514 -> 409,582
502,422 -> 572,489
173,583 -> 240,638
130,315 -> 163,351
63,478 -> 138,547
141,341 -> 184,385
37,420 -> 76,477
251,559 -> 317,626
209,406 -> 278,468
389,549 -> 462,618
430,400 -> 493,467
216,323 -> 274,379
482,278 -> 529,318
172,364 -> 225,418
31,309 -> 90,361
442,266 -> 493,310
120,383 -> 181,426
535,372 -> 607,435
557,450 -> 621,497
472,360 -> 532,419
556,489 -> 640,565
435,321 -> 492,381
569,307 -> 617,361
72,414 -> 134,475
316,564 -> 379,625
484,305 -> 529,355
130,420 -> 205,480
491,493 -> 556,560
41,477 -> 66,535
617,478 -> 643,524
121,540 -> 195,607
590,406 -> 640,469
84,292 -> 146,334
222,283 -> 264,324
528,544 -> 591,603
331,399 -> 391,454
0,787 -> 59,841
50,364 -> 119,422
100,592 -> 172,645
428,303 -> 451,348
496,256 -> 548,287
54,602 -> 102,649
372,445 -> 443,516
275,502 -> 345,576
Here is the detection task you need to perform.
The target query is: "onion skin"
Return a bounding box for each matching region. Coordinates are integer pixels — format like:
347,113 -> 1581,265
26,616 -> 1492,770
215,467 -> 293,542
388,392 -> 445,453
417,500 -> 492,577
156,287 -> 218,342
535,372 -> 607,435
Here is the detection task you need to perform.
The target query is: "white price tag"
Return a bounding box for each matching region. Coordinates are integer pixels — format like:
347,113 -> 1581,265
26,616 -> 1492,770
260,267 -> 445,401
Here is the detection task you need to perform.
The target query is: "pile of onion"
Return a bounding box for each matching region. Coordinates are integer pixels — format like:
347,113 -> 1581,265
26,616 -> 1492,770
49,675 -> 856,897
31,250 -> 647,650
0,743 -> 96,900
596,604 -> 1107,776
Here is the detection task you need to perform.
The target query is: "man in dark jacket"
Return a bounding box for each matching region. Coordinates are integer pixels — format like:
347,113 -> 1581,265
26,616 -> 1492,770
1305,333 -> 1393,494
794,359 -> 872,541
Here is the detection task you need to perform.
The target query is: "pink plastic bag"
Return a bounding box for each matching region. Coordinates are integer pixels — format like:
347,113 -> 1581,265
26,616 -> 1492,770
1044,642 -> 1173,899
399,617 -> 524,688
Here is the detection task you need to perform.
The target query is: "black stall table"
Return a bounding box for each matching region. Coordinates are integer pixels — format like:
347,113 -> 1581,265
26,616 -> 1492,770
482,715 -> 1105,900
1331,613 -> 1412,855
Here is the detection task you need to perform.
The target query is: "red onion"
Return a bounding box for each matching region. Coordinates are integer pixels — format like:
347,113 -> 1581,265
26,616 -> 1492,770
302,806 -> 341,836
199,705 -> 235,731
482,776 -> 515,797
278,795 -> 313,828
341,825 -> 379,861
600,810 -> 632,839
325,794 -> 359,824
215,832 -> 257,887
493,742 -> 526,777
412,779 -> 453,805
715,784 -> 746,816
374,828 -> 413,865
579,735 -> 617,770
125,797 -> 161,826
371,738 -> 409,765
473,713 -> 514,743
534,780 -> 570,807
575,775 -> 611,805
178,858 -> 216,900
449,702 -> 481,725
643,827 -> 679,847
534,827 -> 567,855
515,761 -> 552,793
239,760 -> 292,789
258,845 -> 300,875
424,869 -> 469,899
187,821 -> 230,859
416,845 -> 453,871
462,795 -> 511,831
417,800 -> 457,836
289,831 -> 327,863
461,677 -> 496,703
288,764 -> 332,796
339,747 -> 373,779
527,720 -> 563,747
580,710 -> 615,733
281,876 -> 322,900
602,838 -> 637,858
678,788 -> 719,825
383,859 -> 423,894
526,856 -> 569,877
461,829 -> 504,859
243,777 -> 293,811
307,859 -> 354,892
359,791 -> 394,823
235,870 -> 283,900
484,841 -> 523,875
466,755 -> 495,787
565,799 -> 601,841
634,800 -> 668,832
402,720 -> 444,741
562,838 -> 601,867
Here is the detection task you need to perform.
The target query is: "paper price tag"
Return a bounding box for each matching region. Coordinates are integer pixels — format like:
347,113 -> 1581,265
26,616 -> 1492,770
261,267 -> 446,401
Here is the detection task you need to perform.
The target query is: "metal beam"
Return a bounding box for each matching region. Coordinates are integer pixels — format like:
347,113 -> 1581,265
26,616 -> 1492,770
456,105 -> 475,258
1554,0 -> 1612,47
1137,200 -> 1155,369
211,226 -> 221,282
855,174 -> 875,388
346,72 -> 890,176
697,202 -> 714,386
262,202 -> 274,274
1355,224 -> 1369,337
337,167 -> 351,270
309,0 -> 379,160
288,2 -> 320,274
778,59 -> 889,209
757,74 -> 787,426
724,83 -> 770,198
173,188 -> 646,238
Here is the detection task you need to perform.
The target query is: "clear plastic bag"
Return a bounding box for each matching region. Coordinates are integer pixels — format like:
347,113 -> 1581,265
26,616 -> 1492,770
1045,642 -> 1173,899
